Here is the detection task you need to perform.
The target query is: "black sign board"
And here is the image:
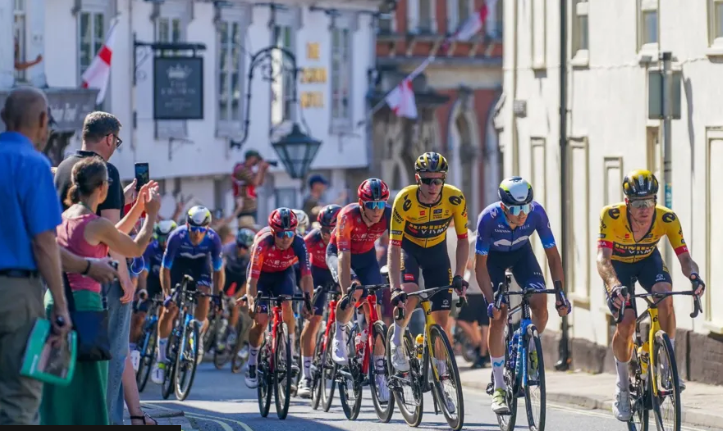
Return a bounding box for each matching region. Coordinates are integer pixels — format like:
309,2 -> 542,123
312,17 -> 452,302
153,57 -> 204,120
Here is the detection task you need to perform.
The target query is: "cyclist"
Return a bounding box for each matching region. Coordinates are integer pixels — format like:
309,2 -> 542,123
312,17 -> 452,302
222,227 -> 255,349
297,204 -> 342,398
130,220 -> 176,370
597,169 -> 705,422
292,209 -> 310,289
325,178 -> 391,401
244,208 -> 314,388
474,176 -> 570,414
151,206 -> 224,384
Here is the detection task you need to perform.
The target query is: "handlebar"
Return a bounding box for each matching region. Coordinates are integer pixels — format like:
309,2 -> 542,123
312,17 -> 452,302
614,287 -> 629,324
393,284 -> 466,321
690,280 -> 704,318
253,293 -> 312,313
339,283 -> 374,310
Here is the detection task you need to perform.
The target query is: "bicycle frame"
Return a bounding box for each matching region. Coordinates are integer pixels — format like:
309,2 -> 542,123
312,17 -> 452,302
359,289 -> 382,376
320,295 -> 338,353
505,294 -> 536,389
267,301 -> 284,374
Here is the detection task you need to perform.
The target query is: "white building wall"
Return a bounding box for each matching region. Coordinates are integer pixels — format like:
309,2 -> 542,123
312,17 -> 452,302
504,0 -> 723,346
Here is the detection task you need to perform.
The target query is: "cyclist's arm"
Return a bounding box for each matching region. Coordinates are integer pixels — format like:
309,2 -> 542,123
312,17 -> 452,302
161,234 -> 179,296
161,268 -> 172,296
211,233 -> 225,295
138,270 -> 148,291
294,237 -> 314,295
247,242 -> 265,298
597,207 -> 621,292
336,210 -> 354,293
473,220 -> 494,303
451,194 -> 470,278
388,195 -> 407,290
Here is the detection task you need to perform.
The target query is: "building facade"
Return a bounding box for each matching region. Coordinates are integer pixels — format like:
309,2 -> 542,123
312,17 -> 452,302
371,0 -> 504,218
1,0 -> 382,221
502,0 -> 723,383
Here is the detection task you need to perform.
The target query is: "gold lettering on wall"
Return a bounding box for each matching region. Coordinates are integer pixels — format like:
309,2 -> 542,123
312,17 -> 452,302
300,92 -> 324,108
307,43 -> 320,60
299,68 -> 327,84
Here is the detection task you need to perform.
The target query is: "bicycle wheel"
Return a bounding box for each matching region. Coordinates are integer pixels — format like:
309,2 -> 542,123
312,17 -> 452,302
651,331 -> 681,431
428,324 -> 464,430
496,329 -> 519,431
274,323 -> 292,420
524,327 -> 546,431
627,347 -> 650,431
258,342 -> 273,417
338,325 -> 363,420
214,344 -> 231,369
386,326 -> 423,427
136,321 -> 157,392
321,323 -> 338,412
311,329 -> 324,410
175,319 -> 200,401
369,321 -> 395,422
161,327 -> 179,400
292,313 -> 303,397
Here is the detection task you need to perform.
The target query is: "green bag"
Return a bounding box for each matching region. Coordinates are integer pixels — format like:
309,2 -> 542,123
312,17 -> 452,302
20,318 -> 77,386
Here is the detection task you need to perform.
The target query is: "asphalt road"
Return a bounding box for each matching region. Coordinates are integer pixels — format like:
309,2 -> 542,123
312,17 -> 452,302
139,362 -> 716,431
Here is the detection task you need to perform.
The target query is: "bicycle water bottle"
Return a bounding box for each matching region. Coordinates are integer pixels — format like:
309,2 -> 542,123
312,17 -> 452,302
415,334 -> 424,359
638,342 -> 650,379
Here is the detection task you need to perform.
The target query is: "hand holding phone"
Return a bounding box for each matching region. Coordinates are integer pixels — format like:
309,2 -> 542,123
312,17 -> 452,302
134,163 -> 150,191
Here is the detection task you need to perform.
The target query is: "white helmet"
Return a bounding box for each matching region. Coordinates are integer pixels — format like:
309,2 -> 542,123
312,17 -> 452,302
498,177 -> 533,206
154,220 -> 177,237
187,205 -> 212,227
292,209 -> 309,235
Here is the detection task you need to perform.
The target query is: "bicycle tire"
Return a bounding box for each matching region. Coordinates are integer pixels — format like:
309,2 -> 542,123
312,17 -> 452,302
496,327 -> 519,431
311,329 -> 324,410
136,321 -> 157,392
524,327 -> 546,431
274,323 -> 292,420
651,331 -> 681,431
258,340 -> 272,417
429,324 -> 465,431
321,323 -> 338,412
369,321 -> 395,422
175,320 -> 200,401
214,347 -> 231,369
292,314 -> 304,397
627,347 -> 650,431
386,326 -> 423,427
161,328 -> 179,400
338,325 -> 363,420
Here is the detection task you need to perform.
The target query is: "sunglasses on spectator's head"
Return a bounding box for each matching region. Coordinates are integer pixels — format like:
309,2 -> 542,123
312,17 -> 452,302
503,203 -> 531,216
189,226 -> 208,233
275,230 -> 294,239
419,177 -> 445,186
363,201 -> 386,210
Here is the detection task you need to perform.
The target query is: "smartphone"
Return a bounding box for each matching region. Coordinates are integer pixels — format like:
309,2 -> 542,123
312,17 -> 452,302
134,163 -> 150,191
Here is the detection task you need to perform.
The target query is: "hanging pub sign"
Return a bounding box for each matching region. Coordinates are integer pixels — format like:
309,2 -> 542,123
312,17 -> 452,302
153,57 -> 204,120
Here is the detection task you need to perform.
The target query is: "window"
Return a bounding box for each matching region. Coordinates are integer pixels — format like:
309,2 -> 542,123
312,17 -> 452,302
377,2 -> 396,34
571,0 -> 589,66
637,0 -> 658,52
217,6 -> 249,137
271,25 -> 295,126
331,27 -> 352,129
447,0 -> 471,32
13,0 -> 26,82
78,11 -> 105,78
407,0 -> 436,33
707,0 -> 723,54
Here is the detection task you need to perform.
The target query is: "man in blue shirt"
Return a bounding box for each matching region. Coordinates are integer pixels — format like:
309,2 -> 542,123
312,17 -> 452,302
0,87 -> 70,425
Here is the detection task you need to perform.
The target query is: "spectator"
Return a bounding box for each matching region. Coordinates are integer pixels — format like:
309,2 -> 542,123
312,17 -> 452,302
53,111 -> 151,425
0,87 -> 70,425
302,174 -> 329,220
232,150 -> 270,228
14,38 -> 43,72
40,158 -> 160,425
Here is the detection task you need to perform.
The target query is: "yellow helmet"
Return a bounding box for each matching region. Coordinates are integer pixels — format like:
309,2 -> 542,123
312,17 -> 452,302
414,152 -> 449,173
622,169 -> 659,199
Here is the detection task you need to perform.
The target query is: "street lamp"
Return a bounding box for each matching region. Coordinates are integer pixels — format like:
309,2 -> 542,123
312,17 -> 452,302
271,123 -> 321,179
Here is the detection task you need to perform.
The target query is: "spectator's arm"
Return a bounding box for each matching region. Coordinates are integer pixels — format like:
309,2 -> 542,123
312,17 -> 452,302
15,54 -> 42,71
32,231 -> 66,309
101,208 -> 134,293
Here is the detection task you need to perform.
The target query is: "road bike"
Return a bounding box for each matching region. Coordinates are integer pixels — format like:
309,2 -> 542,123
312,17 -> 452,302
614,277 -> 703,431
486,274 -> 569,431
387,285 -> 466,431
310,285 -> 341,412
337,283 -> 395,422
254,293 -> 311,420
135,295 -> 163,392
161,275 -> 220,401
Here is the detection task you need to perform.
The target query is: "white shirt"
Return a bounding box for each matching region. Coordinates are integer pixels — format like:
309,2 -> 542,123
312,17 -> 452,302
446,227 -> 482,295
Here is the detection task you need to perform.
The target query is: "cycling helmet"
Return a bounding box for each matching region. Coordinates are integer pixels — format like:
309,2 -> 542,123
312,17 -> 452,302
187,205 -> 212,227
414,152 -> 449,173
623,169 -> 659,199
498,177 -> 534,206
318,204 -> 342,228
292,209 -> 309,234
154,220 -> 177,239
358,178 -> 390,202
268,207 -> 298,232
236,228 -> 256,248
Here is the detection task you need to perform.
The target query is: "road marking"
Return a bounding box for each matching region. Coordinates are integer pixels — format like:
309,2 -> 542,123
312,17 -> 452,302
143,402 -> 254,431
548,402 -> 708,431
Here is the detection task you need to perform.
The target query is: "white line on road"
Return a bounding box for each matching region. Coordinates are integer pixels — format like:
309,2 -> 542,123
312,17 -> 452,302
143,402 -> 254,431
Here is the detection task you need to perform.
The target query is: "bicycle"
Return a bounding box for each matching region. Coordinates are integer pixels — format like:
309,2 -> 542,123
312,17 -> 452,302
161,275 -> 220,401
387,285 -> 466,431
614,276 -> 703,431
336,283 -> 395,422
485,274 -> 569,431
135,295 -> 163,392
230,296 -> 251,374
212,294 -> 237,370
310,286 -> 341,412
253,293 -> 312,420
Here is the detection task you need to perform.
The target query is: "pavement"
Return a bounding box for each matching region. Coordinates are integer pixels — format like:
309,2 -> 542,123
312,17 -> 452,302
458,365 -> 723,430
130,359 -> 723,431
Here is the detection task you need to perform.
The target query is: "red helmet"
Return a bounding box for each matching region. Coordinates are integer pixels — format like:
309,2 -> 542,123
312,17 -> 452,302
268,207 -> 298,232
358,178 -> 390,202
317,204 -> 342,228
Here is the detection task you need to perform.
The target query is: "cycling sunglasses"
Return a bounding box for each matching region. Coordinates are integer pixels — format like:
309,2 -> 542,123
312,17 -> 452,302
189,226 -> 208,233
629,198 -> 655,209
419,177 -> 445,186
275,230 -> 295,239
363,200 -> 386,210
504,203 -> 531,216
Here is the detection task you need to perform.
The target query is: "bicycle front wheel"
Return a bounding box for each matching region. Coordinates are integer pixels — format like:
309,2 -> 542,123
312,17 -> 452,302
320,323 -> 338,412
627,346 -> 649,431
338,325 -> 363,420
651,331 -> 681,431
161,328 -> 179,400
274,323 -> 292,420
136,321 -> 157,392
257,341 -> 272,417
428,324 -> 464,431
386,326 -> 423,427
175,320 -> 200,401
524,327 -> 546,431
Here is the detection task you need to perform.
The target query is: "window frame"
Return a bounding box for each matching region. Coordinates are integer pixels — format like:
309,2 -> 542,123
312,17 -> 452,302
707,0 -> 723,56
407,0 -> 437,34
329,13 -> 357,133
270,8 -> 300,128
216,4 -> 251,138
636,0 -> 659,57
570,0 -> 589,67
447,0 -> 472,33
13,0 -> 26,83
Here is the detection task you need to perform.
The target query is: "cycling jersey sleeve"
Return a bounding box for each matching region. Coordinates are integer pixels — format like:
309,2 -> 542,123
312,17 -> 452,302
293,236 -> 312,277
662,210 -> 689,255
162,232 -> 180,269
336,207 -> 354,252
475,212 -> 492,255
248,241 -> 267,281
210,232 -> 224,271
384,206 -> 392,232
143,245 -> 153,272
452,193 -> 469,239
389,192 -> 407,247
534,204 -> 557,249
597,205 -> 616,250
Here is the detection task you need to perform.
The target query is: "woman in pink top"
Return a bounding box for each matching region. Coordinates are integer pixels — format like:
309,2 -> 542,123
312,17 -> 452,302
41,157 -> 160,425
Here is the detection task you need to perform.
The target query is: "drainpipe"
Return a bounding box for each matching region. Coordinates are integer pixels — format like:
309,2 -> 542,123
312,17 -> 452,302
510,0 -> 519,175
555,0 -> 571,372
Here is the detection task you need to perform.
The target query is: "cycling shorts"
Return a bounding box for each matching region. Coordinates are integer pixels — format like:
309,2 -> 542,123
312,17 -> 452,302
311,266 -> 337,316
487,243 -> 546,304
224,267 -> 246,296
401,239 -> 453,312
457,295 -> 490,326
170,257 -> 213,290
610,248 -> 671,305
256,267 -> 295,314
326,247 -> 383,305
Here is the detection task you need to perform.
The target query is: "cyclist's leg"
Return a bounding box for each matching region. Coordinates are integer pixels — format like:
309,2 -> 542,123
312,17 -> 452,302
275,267 -> 298,356
510,244 -> 549,332
192,261 -> 213,331
354,256 -> 385,357
391,244 -> 421,345
639,249 -> 675,338
424,242 -> 453,331
245,273 -> 273,387
301,267 -> 332,379
152,271 -> 180,383
485,251 -> 513,395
